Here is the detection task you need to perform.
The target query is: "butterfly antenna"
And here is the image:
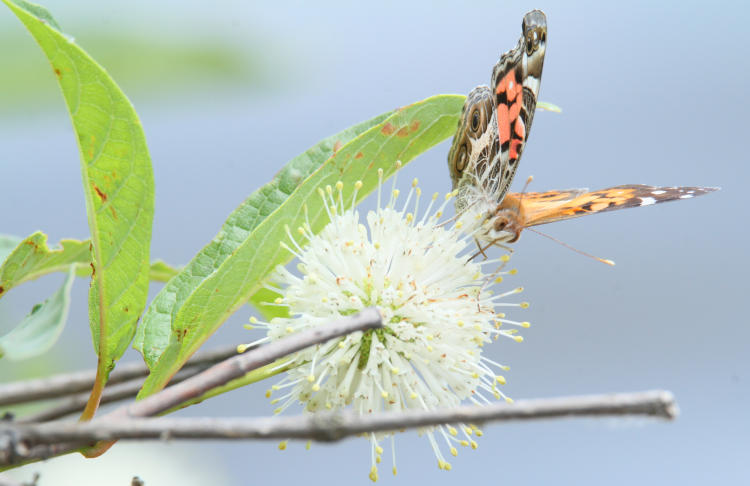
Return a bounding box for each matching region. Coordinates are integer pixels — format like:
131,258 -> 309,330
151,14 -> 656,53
518,175 -> 534,205
526,227 -> 616,266
511,175 -> 534,217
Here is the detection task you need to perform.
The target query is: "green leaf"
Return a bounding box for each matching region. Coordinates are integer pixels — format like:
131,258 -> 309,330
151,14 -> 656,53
147,260 -> 181,283
248,287 -> 286,321
537,100 -> 562,113
136,94 -> 464,397
0,232 -> 90,299
5,0 -> 154,411
0,233 -> 179,297
0,266 -> 75,360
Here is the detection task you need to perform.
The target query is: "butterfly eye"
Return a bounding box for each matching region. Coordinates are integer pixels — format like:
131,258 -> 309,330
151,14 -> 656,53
470,109 -> 480,133
493,217 -> 508,232
456,144 -> 468,172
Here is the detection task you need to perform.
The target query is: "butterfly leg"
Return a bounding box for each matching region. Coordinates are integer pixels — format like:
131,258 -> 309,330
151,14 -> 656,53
475,238 -> 489,259
491,239 -> 515,252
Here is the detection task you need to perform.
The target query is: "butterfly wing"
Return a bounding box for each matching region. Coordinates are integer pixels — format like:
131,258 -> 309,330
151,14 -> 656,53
503,185 -> 719,227
449,10 -> 548,215
489,10 -> 547,203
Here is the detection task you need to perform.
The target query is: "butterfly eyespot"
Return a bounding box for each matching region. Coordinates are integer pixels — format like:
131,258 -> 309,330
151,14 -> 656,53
525,34 -> 535,54
470,109 -> 480,133
456,144 -> 468,172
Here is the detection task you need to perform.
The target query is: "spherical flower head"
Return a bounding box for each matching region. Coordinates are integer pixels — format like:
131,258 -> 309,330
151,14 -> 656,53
245,167 -> 528,480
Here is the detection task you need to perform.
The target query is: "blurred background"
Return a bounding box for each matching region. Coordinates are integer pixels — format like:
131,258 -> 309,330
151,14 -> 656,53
0,1 -> 747,484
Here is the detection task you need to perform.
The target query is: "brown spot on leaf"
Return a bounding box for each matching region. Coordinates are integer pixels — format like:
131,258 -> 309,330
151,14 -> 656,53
54,67 -> 62,78
396,126 -> 409,137
368,161 -> 375,169
93,184 -> 107,202
0,286 -> 4,296
124,306 -> 129,313
175,329 -> 189,342
90,262 -> 96,276
410,120 -> 420,132
333,140 -> 343,153
355,152 -> 364,159
110,206 -> 117,219
381,122 -> 395,135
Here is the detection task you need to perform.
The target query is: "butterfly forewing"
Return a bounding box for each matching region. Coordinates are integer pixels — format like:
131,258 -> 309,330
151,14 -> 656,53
501,185 -> 719,228
489,9 -> 547,203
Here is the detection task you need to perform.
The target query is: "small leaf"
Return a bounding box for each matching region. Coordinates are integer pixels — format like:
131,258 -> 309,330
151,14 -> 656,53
0,232 -> 90,299
537,101 -> 562,113
5,0 -> 155,416
147,260 -> 181,283
0,266 -> 75,360
248,288 -> 286,321
0,233 -> 179,296
136,94 -> 465,397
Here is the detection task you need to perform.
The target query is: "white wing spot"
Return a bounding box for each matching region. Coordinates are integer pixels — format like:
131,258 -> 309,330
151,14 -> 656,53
651,190 -> 666,195
679,194 -> 693,199
639,197 -> 656,206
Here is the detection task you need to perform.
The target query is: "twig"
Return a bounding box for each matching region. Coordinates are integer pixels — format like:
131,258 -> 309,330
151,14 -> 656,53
0,345 -> 240,407
1,390 -> 676,446
0,308 -> 383,467
105,307 -> 382,420
15,367 -> 209,424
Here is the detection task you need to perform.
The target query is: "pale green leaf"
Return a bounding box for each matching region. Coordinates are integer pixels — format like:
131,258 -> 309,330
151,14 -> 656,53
0,266 -> 75,360
537,101 -> 562,113
0,232 -> 89,299
0,233 -> 176,300
146,260 -> 181,283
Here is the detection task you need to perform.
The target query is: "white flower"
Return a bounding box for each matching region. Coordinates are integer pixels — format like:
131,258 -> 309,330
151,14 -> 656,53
243,167 -> 529,481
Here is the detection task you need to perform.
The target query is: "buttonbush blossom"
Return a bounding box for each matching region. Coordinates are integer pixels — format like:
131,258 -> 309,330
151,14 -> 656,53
242,167 -> 529,481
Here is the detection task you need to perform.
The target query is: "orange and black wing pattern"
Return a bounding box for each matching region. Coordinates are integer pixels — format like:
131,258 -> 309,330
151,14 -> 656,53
500,185 -> 718,228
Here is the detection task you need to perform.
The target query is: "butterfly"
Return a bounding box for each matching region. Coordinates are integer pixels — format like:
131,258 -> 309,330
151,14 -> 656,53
486,184 -> 719,246
446,12 -> 718,256
447,10 -> 547,215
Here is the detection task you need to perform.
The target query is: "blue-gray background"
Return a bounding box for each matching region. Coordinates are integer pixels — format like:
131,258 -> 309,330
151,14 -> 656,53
1,1 -> 747,484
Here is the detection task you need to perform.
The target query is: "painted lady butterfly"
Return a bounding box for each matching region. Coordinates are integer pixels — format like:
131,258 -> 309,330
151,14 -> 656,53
447,10 -> 717,251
